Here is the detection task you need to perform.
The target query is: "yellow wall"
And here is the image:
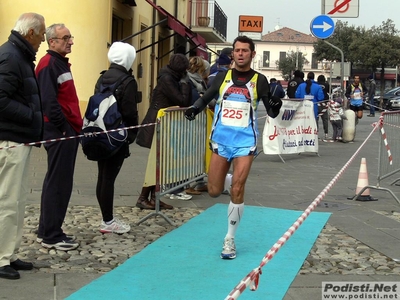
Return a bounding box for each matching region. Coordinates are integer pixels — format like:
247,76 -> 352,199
0,1 -> 115,117
0,0 -> 190,121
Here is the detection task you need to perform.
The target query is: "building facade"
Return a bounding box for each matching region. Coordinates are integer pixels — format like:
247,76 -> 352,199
0,0 -> 227,121
208,27 -> 339,89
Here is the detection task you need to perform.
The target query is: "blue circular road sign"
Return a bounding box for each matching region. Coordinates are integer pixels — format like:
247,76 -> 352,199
310,15 -> 335,39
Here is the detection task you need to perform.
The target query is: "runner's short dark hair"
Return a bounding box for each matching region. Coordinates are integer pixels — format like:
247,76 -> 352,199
232,36 -> 255,52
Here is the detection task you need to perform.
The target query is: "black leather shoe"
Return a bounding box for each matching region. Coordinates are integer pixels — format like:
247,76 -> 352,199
0,266 -> 20,279
10,259 -> 33,270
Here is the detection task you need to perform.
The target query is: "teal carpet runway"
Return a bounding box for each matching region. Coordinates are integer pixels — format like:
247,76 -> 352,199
67,204 -> 330,300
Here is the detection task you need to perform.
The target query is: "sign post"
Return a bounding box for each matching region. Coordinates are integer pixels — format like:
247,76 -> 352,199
319,0 -> 359,97
310,15 -> 335,39
310,15 -> 345,94
323,0 -> 359,18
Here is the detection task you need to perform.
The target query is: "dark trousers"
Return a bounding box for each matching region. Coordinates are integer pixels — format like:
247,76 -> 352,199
369,96 -> 375,115
331,120 -> 343,140
320,110 -> 329,134
39,123 -> 79,243
96,144 -> 128,222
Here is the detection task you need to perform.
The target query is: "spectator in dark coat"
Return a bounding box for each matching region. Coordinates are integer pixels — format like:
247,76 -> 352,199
135,53 -> 192,209
367,75 -> 376,117
208,54 -> 231,88
317,75 -> 330,139
209,47 -> 232,74
269,78 -> 285,98
287,70 -> 304,98
0,12 -> 46,280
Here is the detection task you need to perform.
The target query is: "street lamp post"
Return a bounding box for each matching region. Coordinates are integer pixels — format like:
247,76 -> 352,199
291,46 -> 307,71
253,54 -> 263,70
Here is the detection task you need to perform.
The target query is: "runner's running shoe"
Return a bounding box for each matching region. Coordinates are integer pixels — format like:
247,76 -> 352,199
221,237 -> 236,259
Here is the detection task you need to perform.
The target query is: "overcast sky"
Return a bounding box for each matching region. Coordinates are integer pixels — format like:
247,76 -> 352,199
215,0 -> 400,42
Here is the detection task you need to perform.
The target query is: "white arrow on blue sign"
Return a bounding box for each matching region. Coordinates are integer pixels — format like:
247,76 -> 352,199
310,15 -> 335,39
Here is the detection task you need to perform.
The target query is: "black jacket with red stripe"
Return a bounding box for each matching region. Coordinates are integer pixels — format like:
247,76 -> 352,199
35,50 -> 82,134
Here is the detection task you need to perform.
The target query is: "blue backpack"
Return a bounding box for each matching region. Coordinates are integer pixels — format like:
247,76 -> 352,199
81,74 -> 129,161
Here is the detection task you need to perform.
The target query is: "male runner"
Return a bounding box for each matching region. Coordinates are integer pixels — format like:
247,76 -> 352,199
345,75 -> 367,120
185,35 -> 282,259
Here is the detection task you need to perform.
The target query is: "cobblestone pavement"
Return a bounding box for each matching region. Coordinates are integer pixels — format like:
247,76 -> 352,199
20,205 -> 400,276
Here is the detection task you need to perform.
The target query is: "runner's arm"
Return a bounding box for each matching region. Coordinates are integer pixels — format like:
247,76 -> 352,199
258,75 -> 282,118
184,71 -> 225,120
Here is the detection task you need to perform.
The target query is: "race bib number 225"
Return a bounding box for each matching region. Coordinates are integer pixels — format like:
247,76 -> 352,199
221,100 -> 250,127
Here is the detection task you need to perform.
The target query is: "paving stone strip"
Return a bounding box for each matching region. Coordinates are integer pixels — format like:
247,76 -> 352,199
19,205 -> 400,275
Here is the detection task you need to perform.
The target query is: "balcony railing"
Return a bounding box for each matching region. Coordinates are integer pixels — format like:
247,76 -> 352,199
189,0 -> 227,41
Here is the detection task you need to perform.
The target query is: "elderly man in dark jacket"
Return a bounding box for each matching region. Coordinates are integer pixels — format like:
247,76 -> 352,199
35,23 -> 82,252
0,12 -> 45,280
135,53 -> 192,209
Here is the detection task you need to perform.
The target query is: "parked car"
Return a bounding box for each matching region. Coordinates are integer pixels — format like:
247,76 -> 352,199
366,87 -> 400,110
380,86 -> 400,108
388,95 -> 400,110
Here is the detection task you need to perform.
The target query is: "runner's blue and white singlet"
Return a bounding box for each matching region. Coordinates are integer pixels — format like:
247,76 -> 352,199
210,70 -> 260,147
350,85 -> 363,107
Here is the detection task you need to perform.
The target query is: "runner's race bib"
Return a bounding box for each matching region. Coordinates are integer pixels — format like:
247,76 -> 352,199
221,100 -> 250,127
353,92 -> 361,100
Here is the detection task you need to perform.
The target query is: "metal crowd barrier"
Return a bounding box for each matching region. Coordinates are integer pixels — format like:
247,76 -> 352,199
352,111 -> 400,204
138,107 -> 208,225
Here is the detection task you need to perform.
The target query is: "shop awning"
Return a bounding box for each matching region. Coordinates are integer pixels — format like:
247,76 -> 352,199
375,73 -> 396,80
145,0 -> 207,58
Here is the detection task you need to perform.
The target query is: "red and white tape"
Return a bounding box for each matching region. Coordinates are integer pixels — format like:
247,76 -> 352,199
376,116 -> 395,165
0,123 -> 156,150
225,122 -> 380,300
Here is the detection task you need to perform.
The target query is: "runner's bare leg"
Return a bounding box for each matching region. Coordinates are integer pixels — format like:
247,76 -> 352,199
207,153 -> 253,204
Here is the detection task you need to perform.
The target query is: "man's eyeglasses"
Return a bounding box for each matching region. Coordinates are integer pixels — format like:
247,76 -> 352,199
51,35 -> 74,42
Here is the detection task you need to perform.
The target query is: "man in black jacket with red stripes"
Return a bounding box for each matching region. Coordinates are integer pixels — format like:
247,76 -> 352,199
35,23 -> 81,251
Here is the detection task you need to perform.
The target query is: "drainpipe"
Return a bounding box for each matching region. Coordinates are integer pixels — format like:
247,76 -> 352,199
150,0 -> 157,94
174,0 -> 179,54
174,0 -> 178,16
188,0 -> 192,27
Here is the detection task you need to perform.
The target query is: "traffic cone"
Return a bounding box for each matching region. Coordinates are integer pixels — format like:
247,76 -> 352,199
351,158 -> 377,201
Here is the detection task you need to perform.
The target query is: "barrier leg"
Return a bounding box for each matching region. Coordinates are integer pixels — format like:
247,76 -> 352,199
137,210 -> 174,226
137,194 -> 175,226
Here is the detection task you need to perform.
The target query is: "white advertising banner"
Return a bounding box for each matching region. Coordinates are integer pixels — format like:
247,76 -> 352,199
263,100 -> 319,155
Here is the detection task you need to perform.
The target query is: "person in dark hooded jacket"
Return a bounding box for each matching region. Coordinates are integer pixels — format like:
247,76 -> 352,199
135,53 -> 191,210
